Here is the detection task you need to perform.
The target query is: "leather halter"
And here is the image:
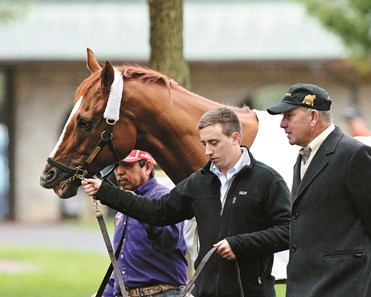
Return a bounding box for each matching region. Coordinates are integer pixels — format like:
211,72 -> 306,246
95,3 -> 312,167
47,118 -> 121,186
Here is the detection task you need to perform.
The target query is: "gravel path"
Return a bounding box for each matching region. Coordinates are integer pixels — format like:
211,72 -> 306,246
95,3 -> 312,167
0,222 -> 107,253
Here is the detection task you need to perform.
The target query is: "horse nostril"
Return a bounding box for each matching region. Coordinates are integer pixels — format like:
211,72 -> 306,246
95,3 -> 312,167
44,167 -> 58,183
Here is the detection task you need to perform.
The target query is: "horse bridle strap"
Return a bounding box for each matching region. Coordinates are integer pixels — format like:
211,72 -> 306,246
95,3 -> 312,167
85,122 -> 120,165
95,208 -> 127,297
47,119 -> 121,183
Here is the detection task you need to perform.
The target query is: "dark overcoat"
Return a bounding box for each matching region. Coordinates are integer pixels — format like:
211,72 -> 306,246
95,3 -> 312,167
287,126 -> 371,297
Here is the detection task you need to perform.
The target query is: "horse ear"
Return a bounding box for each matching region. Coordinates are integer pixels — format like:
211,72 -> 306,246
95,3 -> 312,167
86,48 -> 101,73
101,61 -> 115,93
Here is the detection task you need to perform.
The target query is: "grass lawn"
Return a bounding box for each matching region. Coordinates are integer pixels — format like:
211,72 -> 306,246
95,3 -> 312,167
0,246 -> 108,297
275,284 -> 286,296
0,245 -> 286,297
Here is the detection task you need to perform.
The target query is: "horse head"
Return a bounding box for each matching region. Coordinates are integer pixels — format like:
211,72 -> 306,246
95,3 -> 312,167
40,49 -> 136,198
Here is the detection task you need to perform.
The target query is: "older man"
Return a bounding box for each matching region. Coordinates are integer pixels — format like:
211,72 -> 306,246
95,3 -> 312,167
267,83 -> 371,297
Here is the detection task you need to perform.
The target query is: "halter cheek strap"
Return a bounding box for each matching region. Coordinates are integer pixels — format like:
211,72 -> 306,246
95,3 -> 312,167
85,120 -> 119,165
47,119 -> 121,184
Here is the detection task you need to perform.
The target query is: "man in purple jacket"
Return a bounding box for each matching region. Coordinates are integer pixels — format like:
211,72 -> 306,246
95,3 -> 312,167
102,150 -> 188,297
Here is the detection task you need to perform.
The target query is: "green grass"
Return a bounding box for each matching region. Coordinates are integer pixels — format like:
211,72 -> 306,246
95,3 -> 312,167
275,284 -> 286,296
0,246 -> 109,297
0,245 -> 286,297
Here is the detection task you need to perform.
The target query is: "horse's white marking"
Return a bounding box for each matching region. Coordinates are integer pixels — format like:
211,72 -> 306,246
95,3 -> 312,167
49,97 -> 82,158
103,68 -> 123,122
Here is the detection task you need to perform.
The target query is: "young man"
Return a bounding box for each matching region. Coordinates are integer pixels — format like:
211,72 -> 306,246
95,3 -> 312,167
267,83 -> 371,297
83,107 -> 290,297
100,150 -> 188,297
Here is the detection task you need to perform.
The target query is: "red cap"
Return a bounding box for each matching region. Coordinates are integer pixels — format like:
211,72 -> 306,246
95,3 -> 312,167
121,150 -> 154,163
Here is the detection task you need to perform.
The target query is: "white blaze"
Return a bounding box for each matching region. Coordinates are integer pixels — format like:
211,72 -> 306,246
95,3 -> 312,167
49,97 -> 83,158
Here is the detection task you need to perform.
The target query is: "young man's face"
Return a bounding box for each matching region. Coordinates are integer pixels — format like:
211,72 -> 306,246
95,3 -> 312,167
114,161 -> 151,191
199,123 -> 239,174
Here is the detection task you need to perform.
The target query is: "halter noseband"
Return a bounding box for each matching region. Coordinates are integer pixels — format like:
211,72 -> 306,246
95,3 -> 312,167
47,118 -> 121,186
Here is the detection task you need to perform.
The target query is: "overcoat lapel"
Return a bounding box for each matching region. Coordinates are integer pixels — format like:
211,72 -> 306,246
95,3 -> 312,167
293,157 -> 328,202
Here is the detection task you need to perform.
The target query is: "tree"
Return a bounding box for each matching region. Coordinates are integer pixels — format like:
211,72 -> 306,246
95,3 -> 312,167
300,0 -> 371,74
147,0 -> 191,89
0,0 -> 29,22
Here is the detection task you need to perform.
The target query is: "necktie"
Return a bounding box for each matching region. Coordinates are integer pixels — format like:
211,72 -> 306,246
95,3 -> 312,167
292,152 -> 302,196
301,146 -> 312,165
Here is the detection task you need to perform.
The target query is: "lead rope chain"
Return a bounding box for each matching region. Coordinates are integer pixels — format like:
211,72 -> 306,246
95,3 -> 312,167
94,199 -> 128,297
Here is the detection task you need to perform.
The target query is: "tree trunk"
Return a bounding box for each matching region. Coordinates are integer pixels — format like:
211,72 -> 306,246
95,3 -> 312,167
148,0 -> 191,89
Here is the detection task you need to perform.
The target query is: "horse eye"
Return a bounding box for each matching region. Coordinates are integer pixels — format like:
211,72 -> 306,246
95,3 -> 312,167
77,118 -> 91,129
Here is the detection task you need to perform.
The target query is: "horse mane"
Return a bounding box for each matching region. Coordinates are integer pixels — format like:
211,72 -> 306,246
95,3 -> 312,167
123,64 -> 177,87
74,64 -> 177,103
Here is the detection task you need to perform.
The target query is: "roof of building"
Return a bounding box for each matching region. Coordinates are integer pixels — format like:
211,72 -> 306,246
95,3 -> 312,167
0,0 -> 347,61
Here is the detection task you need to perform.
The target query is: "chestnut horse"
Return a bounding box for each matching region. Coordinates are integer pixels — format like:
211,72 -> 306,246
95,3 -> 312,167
40,49 -> 297,280
40,48 -> 297,198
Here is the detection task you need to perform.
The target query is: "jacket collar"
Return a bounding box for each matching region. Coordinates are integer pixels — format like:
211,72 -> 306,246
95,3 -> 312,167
201,145 -> 254,175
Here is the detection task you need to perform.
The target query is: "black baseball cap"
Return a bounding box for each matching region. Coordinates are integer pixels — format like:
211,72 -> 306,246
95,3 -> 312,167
267,83 -> 332,115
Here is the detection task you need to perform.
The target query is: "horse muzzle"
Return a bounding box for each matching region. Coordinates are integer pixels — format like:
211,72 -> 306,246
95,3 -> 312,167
40,158 -> 89,199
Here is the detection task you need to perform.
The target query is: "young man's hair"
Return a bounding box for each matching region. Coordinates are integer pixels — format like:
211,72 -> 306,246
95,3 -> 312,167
198,107 -> 242,139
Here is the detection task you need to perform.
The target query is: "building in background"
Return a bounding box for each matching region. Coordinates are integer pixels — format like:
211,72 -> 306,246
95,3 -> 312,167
0,0 -> 370,221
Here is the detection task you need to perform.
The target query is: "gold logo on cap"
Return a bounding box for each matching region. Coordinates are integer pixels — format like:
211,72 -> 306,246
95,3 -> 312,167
302,94 -> 316,106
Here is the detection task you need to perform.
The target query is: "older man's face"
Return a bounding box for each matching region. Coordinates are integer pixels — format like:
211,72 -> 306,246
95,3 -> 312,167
280,107 -> 316,147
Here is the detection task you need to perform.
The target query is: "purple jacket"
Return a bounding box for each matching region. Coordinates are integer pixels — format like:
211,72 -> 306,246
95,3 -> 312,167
104,177 -> 188,297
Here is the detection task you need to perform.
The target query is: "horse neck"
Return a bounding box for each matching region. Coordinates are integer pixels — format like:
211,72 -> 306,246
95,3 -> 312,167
118,80 -> 259,184
120,81 -> 218,184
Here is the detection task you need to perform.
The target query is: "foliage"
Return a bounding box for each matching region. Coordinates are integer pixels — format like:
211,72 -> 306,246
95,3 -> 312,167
0,0 -> 30,22
299,0 -> 371,73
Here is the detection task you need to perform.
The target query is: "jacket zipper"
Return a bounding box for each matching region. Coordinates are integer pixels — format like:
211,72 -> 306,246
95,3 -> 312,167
217,175 -> 238,294
257,258 -> 262,285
